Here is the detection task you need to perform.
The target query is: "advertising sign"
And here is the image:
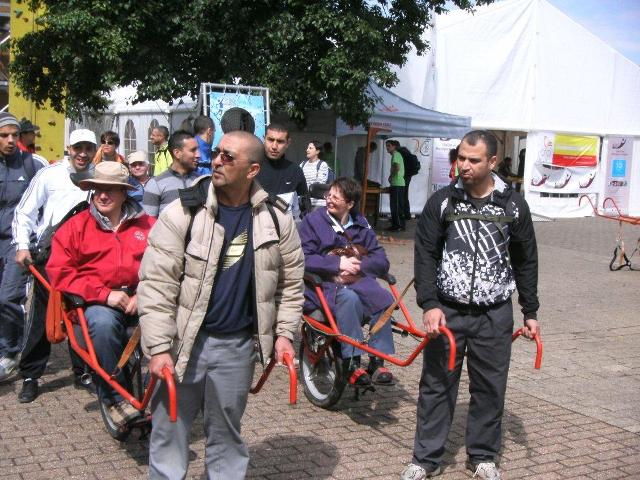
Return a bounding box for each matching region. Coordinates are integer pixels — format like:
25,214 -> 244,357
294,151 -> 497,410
529,132 -> 600,193
430,138 -> 460,193
603,137 -> 633,215
209,91 -> 266,147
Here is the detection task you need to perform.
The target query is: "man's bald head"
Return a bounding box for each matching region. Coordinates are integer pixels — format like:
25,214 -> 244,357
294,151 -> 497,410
225,130 -> 264,165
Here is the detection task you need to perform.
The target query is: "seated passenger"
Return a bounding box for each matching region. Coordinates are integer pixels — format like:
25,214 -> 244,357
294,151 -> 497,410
46,162 -> 155,427
298,177 -> 395,386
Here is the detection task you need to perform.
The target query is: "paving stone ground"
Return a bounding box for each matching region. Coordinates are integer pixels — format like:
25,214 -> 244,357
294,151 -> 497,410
1,217 -> 639,479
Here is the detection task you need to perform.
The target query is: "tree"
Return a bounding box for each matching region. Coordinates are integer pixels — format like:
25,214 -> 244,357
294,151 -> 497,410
12,0 -> 493,124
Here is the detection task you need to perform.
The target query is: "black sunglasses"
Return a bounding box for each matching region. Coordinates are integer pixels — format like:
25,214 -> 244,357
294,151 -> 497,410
101,140 -> 116,145
212,148 -> 235,165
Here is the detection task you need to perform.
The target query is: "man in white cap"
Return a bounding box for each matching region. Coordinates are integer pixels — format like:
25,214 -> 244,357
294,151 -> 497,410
12,128 -> 97,403
0,112 -> 48,382
126,151 -> 150,204
46,161 -> 155,427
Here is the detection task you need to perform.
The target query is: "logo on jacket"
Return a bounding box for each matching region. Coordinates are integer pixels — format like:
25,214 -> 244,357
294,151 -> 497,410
134,231 -> 146,241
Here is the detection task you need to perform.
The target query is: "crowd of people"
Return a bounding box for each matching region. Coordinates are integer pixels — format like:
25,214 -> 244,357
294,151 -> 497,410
0,112 -> 539,480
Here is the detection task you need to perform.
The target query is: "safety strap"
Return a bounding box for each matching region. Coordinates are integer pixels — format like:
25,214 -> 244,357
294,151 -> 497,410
112,325 -> 141,378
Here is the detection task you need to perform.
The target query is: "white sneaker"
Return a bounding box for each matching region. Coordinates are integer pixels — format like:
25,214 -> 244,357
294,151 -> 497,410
466,461 -> 501,480
400,463 -> 442,479
0,356 -> 17,381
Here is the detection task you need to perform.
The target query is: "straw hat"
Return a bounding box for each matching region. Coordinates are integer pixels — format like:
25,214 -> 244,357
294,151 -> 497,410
79,161 -> 135,191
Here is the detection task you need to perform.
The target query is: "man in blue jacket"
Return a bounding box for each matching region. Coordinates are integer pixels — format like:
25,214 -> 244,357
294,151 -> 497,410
0,113 -> 47,381
193,115 -> 215,175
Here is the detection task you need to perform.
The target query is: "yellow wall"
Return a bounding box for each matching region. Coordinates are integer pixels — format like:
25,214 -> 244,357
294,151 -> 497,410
9,1 -> 64,161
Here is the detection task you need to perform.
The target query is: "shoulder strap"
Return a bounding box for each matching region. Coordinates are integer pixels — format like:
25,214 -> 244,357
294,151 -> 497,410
179,177 -> 211,248
265,202 -> 280,239
316,161 -> 323,173
444,212 -> 515,224
265,194 -> 286,239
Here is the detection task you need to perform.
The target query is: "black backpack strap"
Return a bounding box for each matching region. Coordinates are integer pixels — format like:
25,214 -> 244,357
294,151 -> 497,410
265,194 -> 286,239
444,212 -> 515,224
265,203 -> 280,239
179,177 -> 212,249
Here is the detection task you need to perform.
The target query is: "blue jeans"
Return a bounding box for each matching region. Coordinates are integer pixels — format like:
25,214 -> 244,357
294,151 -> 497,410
334,287 -> 395,358
75,305 -> 134,404
0,238 -> 28,358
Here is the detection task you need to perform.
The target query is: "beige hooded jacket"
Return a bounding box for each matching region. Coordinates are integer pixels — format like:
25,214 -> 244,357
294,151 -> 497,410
137,177 -> 305,381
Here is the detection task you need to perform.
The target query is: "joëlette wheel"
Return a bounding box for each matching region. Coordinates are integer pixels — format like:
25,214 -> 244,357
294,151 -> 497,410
299,323 -> 346,409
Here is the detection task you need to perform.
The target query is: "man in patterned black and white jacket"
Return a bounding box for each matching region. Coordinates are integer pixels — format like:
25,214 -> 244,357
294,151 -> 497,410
401,130 -> 539,480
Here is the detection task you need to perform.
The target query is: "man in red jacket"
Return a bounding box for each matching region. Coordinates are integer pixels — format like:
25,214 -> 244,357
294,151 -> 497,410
46,162 -> 155,427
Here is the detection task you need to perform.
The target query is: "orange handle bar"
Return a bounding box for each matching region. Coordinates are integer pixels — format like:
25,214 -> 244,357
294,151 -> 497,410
161,366 -> 177,422
438,326 -> 457,371
250,352 -> 298,405
512,328 -> 543,369
283,352 -> 297,405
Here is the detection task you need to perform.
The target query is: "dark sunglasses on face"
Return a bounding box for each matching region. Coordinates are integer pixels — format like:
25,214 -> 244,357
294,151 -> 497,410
101,140 -> 116,145
212,148 -> 235,164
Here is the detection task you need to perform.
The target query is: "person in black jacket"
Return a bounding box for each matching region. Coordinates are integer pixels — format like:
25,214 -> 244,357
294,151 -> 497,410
401,130 -> 539,480
256,123 -> 309,220
0,113 -> 47,381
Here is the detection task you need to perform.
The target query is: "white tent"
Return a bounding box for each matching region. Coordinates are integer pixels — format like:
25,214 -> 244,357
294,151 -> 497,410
392,0 -> 640,217
335,83 -> 470,216
67,86 -> 199,165
336,83 -> 470,139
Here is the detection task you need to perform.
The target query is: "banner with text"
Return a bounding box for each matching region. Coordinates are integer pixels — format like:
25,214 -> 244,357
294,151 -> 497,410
603,137 -> 633,215
431,138 -> 460,194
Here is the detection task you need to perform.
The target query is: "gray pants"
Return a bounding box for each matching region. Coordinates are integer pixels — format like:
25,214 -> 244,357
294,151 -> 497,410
412,301 -> 513,468
149,329 -> 256,480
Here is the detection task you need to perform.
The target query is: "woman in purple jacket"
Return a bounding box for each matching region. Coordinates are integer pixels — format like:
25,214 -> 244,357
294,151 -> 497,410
298,177 -> 395,386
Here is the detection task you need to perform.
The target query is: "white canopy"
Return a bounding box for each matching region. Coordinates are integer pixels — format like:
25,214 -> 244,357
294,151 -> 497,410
336,83 -> 471,139
392,0 -> 640,137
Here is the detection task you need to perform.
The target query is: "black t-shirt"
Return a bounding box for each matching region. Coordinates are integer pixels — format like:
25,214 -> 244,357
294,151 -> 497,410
256,156 -> 309,214
468,193 -> 491,210
202,202 -> 254,334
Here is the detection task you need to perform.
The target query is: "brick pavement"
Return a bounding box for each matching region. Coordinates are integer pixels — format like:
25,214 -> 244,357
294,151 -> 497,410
1,217 -> 638,479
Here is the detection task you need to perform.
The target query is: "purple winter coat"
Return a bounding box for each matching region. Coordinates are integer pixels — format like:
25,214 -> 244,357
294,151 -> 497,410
298,207 -> 394,316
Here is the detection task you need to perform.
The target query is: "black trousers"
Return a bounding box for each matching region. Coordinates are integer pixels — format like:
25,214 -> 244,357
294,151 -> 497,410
403,175 -> 412,219
19,265 -> 84,379
412,300 -> 513,467
389,186 -> 406,229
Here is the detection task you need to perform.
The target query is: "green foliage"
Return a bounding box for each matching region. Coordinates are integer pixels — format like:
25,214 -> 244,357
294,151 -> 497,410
12,0 -> 493,124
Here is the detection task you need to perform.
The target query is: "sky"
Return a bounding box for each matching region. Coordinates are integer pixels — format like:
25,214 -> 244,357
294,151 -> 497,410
445,0 -> 640,65
546,0 -> 640,65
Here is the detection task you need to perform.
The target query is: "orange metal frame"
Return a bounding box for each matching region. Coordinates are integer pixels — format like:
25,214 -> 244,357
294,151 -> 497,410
580,195 -> 640,226
303,282 -> 457,370
303,281 -> 543,371
29,264 -> 175,422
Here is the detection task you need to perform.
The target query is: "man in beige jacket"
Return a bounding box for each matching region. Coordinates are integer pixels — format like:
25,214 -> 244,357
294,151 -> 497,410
138,131 -> 305,480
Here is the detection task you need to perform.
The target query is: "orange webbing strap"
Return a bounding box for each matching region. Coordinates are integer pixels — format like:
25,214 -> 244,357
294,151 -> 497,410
46,290 -> 68,344
112,325 -> 141,378
369,278 -> 415,337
